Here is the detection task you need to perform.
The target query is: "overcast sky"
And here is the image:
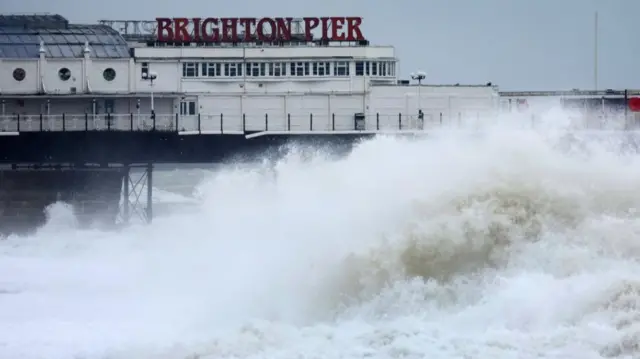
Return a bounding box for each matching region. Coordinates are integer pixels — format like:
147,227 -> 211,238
5,0 -> 637,91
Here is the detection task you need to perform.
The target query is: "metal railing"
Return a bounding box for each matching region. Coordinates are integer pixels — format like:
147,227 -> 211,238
0,112 -> 451,134
0,111 -> 631,135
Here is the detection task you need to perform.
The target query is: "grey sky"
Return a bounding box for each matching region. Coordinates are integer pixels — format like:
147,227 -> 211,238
4,0 -> 636,91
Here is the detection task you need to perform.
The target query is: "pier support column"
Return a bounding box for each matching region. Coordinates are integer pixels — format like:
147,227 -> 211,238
122,164 -> 130,225
146,162 -> 153,223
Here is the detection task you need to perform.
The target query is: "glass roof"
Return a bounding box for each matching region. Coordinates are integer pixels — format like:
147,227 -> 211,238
0,15 -> 130,59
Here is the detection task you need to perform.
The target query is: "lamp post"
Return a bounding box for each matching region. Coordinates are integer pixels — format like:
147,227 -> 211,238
141,71 -> 158,122
411,71 -> 426,129
411,71 -> 426,110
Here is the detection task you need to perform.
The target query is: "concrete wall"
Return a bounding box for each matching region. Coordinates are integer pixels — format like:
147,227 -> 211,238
0,169 -> 124,235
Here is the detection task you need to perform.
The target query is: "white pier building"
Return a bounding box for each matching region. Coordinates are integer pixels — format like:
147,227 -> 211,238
0,14 -> 499,136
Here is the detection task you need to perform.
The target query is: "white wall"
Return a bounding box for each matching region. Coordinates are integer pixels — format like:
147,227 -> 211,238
42,59 -> 84,94
1,47 -> 393,96
0,59 -> 39,94
196,93 -> 367,132
192,85 -> 498,132
88,59 -> 132,93
369,85 -> 499,128
1,57 -> 134,95
134,61 -> 181,93
1,97 -> 174,116
133,46 -> 395,60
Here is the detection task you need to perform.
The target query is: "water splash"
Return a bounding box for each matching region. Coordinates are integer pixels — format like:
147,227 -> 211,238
2,110 -> 640,358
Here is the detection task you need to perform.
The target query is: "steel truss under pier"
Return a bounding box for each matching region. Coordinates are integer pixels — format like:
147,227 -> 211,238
0,163 -> 154,235
118,163 -> 153,225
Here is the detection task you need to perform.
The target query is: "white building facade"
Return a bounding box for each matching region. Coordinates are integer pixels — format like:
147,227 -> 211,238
0,15 -> 499,134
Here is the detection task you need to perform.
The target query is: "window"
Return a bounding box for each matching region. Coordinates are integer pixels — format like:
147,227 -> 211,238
365,62 -> 370,76
224,63 -> 242,77
246,62 -> 265,77
355,61 -> 364,76
334,61 -> 349,76
182,62 -> 198,77
269,63 -> 284,76
381,63 -> 387,77
12,68 -> 25,81
371,62 -> 378,76
202,63 -> 220,77
58,67 -> 71,81
290,62 -> 307,76
312,62 -> 330,76
141,62 -> 149,78
103,68 -> 116,81
180,100 -> 197,115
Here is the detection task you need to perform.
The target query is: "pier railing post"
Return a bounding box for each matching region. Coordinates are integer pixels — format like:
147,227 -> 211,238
39,114 -> 43,131
242,114 -> 246,132
332,113 -> 335,131
376,113 -> 380,130
175,113 -> 179,132
16,114 -> 20,132
129,113 -> 133,131
287,114 -> 291,131
398,113 -> 402,130
265,113 -> 268,131
219,114 -> 223,134
198,114 -> 202,134
62,113 -> 66,131
309,113 -> 313,131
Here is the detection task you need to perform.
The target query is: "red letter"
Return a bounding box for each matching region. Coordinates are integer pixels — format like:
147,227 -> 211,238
330,17 -> 346,41
201,17 -> 219,42
238,18 -> 256,41
303,17 -> 319,41
156,18 -> 173,42
192,18 -> 202,41
220,18 -> 238,42
345,17 -> 364,41
275,18 -> 292,41
173,17 -> 190,42
320,17 -> 331,40
257,18 -> 277,41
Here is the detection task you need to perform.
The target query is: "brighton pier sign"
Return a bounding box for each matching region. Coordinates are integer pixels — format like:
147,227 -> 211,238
155,17 -> 365,43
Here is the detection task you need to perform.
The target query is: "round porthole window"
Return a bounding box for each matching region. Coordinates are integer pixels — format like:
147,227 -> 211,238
12,68 -> 26,81
103,68 -> 116,81
58,67 -> 71,81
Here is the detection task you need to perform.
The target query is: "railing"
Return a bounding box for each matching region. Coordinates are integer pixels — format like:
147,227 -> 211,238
0,111 -> 632,136
0,112 -> 467,135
